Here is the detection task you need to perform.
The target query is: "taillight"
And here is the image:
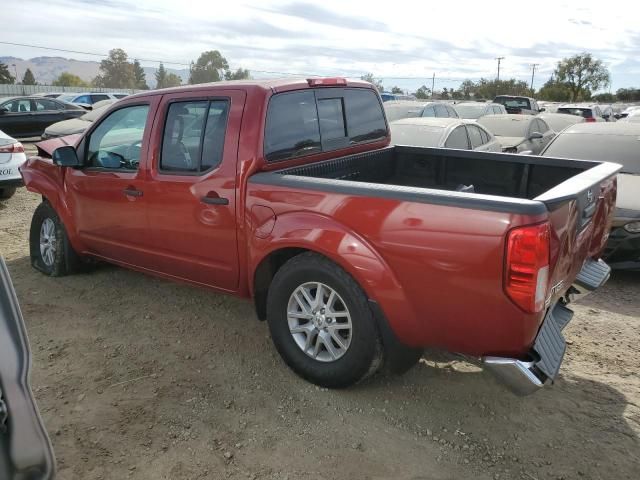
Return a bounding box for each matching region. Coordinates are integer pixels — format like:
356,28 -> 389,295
0,142 -> 24,154
504,222 -> 550,313
585,117 -> 596,123
307,77 -> 347,86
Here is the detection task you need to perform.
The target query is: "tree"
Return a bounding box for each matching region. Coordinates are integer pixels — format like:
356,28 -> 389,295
616,88 -> 640,102
415,85 -> 431,99
391,86 -> 403,94
155,63 -> 167,88
537,76 -> 571,102
554,53 -> 610,102
21,68 -> 36,85
458,80 -> 475,99
592,92 -> 616,103
93,48 -> 135,88
441,87 -> 450,99
224,68 -> 250,80
189,50 -> 229,84
52,72 -> 89,87
132,59 -> 149,89
164,73 -> 182,88
360,73 -> 384,92
0,62 -> 14,84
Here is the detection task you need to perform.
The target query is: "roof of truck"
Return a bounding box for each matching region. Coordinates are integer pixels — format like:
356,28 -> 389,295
128,77 -> 374,99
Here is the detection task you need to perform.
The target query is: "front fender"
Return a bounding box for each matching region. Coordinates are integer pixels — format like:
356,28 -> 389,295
248,211 -> 421,346
20,159 -> 81,252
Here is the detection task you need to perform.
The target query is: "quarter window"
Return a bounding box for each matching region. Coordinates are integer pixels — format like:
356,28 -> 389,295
87,104 -> 149,170
34,99 -> 58,111
161,100 -> 230,173
467,125 -> 484,149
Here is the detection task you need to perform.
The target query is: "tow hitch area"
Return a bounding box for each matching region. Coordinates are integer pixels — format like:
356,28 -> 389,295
484,258 -> 611,396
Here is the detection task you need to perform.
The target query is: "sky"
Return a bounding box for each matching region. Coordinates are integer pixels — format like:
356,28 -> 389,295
2,0 -> 640,92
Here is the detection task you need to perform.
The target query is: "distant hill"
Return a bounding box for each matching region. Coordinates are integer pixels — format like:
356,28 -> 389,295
0,56 -> 189,88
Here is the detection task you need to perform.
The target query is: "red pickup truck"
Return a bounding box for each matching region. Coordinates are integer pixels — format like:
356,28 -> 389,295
20,78 -> 619,394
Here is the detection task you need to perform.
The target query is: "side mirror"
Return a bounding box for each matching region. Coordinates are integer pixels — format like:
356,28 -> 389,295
529,132 -> 544,140
52,145 -> 82,167
539,107 -> 545,113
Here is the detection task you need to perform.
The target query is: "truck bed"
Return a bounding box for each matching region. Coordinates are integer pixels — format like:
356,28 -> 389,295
261,145 -> 592,206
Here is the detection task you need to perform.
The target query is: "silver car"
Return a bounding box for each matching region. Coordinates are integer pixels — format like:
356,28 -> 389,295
453,102 -> 507,120
384,100 -> 458,122
390,117 -> 502,152
477,114 -> 555,154
537,113 -> 585,132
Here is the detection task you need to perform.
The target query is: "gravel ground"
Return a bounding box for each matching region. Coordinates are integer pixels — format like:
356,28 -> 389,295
1,160 -> 639,479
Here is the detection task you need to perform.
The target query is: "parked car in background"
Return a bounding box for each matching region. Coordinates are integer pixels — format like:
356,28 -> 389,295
556,104 -> 608,122
57,92 -> 129,108
380,92 -> 415,102
42,100 -> 116,139
600,105 -> 617,122
0,129 -> 26,199
619,109 -> 640,123
390,117 -> 501,152
20,78 -> 619,394
538,102 -> 560,113
616,105 -> 640,119
453,102 -> 507,120
0,96 -> 85,138
538,112 -> 585,132
493,95 -> 542,115
32,92 -> 64,99
384,100 -> 458,122
477,114 -> 554,154
541,122 -> 640,270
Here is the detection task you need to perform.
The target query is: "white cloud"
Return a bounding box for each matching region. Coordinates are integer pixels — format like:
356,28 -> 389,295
3,0 -> 639,90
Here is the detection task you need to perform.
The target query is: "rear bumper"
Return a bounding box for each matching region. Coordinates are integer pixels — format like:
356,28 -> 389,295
483,258 -> 611,395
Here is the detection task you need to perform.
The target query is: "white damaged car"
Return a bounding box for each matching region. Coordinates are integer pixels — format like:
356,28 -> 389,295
0,129 -> 26,200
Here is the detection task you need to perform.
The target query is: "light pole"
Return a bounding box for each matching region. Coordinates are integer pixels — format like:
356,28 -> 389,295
530,63 -> 539,95
11,64 -> 19,83
495,57 -> 505,81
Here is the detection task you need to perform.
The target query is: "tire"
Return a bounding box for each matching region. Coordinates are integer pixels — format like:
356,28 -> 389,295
0,187 -> 16,200
266,252 -> 382,388
29,202 -> 82,276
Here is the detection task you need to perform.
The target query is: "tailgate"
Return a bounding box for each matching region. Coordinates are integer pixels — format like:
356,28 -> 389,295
535,161 -> 620,304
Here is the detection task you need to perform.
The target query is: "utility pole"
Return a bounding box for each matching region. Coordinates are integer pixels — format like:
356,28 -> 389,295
495,57 -> 504,81
530,63 -> 539,94
431,73 -> 435,99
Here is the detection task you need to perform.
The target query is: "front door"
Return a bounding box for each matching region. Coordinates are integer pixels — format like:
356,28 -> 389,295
64,100 -> 158,267
143,90 -> 245,291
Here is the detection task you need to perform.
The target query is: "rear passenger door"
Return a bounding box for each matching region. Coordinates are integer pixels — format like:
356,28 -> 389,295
144,90 -> 246,291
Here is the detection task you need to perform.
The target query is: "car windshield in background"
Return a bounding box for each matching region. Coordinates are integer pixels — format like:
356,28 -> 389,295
544,134 -> 640,174
478,118 -> 526,136
57,95 -> 77,103
557,108 -> 593,118
495,97 -> 530,109
390,124 -> 444,146
454,105 -> 485,119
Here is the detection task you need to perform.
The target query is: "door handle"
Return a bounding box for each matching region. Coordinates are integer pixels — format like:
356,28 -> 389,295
123,188 -> 143,197
201,193 -> 229,205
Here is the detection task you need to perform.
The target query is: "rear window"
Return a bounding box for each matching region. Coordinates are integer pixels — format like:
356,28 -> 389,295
543,134 -> 640,174
557,108 -> 593,118
494,97 -> 531,109
264,88 -> 386,162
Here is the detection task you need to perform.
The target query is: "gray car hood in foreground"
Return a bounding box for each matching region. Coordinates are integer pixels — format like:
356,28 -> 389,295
44,118 -> 90,137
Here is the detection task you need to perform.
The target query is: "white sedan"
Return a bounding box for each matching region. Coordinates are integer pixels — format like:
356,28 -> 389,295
0,129 -> 26,200
390,117 -> 502,152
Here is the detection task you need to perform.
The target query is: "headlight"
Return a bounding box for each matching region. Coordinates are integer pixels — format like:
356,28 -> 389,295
624,221 -> 640,234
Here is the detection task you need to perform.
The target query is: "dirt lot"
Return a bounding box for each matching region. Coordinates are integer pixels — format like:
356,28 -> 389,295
1,178 -> 639,479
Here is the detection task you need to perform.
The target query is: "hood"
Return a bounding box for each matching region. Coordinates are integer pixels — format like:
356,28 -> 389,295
35,134 -> 82,158
44,118 -> 90,136
495,136 -> 526,149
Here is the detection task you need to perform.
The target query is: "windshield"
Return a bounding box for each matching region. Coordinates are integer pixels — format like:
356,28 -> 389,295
557,107 -> 593,118
478,117 -> 527,136
390,123 -> 445,147
494,97 -> 531,109
57,94 -> 77,102
453,104 -> 485,119
544,134 -> 640,174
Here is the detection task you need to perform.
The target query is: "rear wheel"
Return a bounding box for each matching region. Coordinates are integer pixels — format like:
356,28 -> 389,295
29,202 -> 82,276
266,252 -> 382,388
0,187 -> 16,200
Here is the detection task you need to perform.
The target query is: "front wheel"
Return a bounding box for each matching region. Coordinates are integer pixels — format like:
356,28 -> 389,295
266,252 -> 382,388
29,202 -> 82,276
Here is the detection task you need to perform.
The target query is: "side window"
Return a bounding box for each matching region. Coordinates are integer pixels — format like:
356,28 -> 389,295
160,100 -> 230,173
3,99 -> 32,112
444,126 -> 470,149
317,97 -> 346,140
422,106 -> 436,117
343,89 -> 386,143
264,91 -> 321,162
75,95 -> 91,104
34,99 -> 58,111
87,104 -> 149,170
467,125 -> 484,148
478,126 -> 490,144
91,94 -> 111,103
